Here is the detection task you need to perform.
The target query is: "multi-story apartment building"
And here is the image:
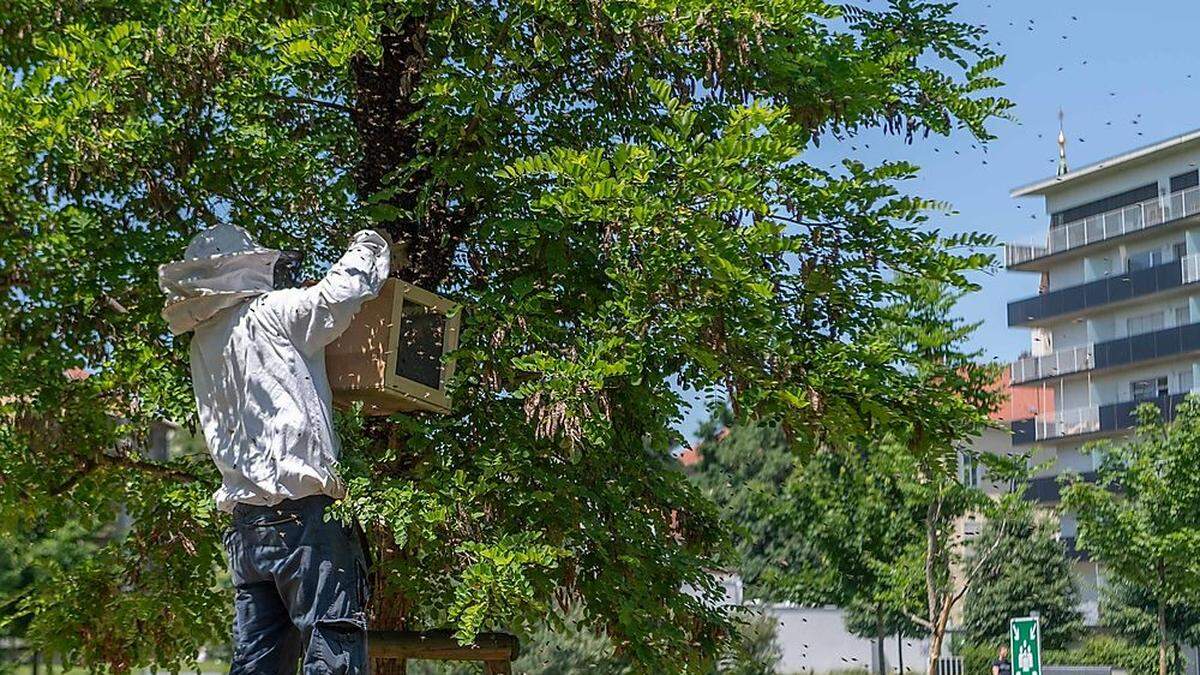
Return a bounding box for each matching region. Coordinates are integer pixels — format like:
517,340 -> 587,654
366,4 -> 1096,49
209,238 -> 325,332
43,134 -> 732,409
1004,127 -> 1200,623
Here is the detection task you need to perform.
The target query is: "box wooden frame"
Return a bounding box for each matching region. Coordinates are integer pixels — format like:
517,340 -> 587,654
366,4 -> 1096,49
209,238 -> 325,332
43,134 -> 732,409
326,279 -> 460,415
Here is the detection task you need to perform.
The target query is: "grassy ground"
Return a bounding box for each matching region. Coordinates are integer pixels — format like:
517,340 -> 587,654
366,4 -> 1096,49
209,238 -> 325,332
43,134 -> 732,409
3,663 -> 230,674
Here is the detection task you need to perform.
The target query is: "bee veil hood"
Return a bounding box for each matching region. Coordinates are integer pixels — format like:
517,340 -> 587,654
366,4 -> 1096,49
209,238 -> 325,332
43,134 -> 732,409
158,223 -> 281,335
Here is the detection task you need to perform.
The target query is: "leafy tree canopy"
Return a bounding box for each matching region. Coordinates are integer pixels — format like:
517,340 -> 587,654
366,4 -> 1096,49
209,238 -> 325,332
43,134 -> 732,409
1101,576 -> 1200,662
1064,399 -> 1200,675
962,507 -> 1083,651
688,407 -> 926,616
0,0 -> 1008,670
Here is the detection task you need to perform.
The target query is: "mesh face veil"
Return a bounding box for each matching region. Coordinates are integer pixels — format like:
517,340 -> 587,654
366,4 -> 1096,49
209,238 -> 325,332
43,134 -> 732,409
273,250 -> 304,290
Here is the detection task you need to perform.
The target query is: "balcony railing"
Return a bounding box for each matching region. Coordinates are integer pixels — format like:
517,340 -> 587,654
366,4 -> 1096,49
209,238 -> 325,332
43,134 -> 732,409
1010,344 -> 1093,384
1011,391 -> 1192,444
1005,185 -> 1200,267
1185,252 -> 1200,284
1033,407 -> 1100,441
1011,321 -> 1200,384
1008,257 -> 1187,326
1094,320 -> 1200,370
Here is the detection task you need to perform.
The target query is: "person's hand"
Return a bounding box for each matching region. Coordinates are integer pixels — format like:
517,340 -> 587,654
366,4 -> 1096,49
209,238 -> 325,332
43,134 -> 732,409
371,228 -> 394,250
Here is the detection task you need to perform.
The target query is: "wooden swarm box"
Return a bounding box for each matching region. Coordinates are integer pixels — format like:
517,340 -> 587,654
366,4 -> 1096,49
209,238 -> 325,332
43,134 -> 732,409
326,279 -> 460,415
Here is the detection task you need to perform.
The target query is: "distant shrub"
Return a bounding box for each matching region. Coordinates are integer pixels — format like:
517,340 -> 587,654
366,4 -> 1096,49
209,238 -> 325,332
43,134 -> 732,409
1044,636 -> 1158,675
959,636 -> 1158,675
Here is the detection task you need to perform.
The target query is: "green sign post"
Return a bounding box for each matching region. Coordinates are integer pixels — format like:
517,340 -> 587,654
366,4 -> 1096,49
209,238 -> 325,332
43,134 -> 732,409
1010,616 -> 1042,675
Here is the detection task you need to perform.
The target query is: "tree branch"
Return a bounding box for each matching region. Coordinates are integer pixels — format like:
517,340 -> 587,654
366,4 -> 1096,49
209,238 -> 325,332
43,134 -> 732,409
268,92 -> 356,114
50,458 -> 96,496
96,453 -> 200,483
951,515 -> 1010,606
46,452 -> 199,497
902,608 -> 934,630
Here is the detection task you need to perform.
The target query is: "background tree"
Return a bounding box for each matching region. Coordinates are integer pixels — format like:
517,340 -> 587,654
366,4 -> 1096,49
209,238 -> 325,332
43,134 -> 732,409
1063,400 -> 1200,675
691,279 -> 1012,675
962,507 -> 1083,651
1101,577 -> 1200,675
708,613 -> 783,675
0,0 -> 1009,671
866,279 -> 1017,675
687,405 -> 926,672
0,522 -> 97,665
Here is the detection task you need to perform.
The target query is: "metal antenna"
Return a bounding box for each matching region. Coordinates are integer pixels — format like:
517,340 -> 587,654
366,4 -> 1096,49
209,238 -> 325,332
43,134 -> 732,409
1057,109 -> 1069,176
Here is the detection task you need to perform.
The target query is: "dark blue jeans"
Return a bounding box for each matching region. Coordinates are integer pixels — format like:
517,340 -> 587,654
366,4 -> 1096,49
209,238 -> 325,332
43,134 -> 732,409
223,496 -> 370,674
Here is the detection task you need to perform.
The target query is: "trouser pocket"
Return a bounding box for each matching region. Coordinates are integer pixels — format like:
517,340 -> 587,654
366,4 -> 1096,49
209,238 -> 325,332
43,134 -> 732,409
309,616 -> 368,675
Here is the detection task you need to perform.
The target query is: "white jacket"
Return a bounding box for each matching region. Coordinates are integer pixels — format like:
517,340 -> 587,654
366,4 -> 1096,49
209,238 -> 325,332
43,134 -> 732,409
159,225 -> 390,512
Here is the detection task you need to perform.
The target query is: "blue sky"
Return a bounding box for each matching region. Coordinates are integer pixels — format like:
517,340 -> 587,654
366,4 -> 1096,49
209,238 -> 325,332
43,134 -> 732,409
812,0 -> 1200,362
677,0 -> 1200,438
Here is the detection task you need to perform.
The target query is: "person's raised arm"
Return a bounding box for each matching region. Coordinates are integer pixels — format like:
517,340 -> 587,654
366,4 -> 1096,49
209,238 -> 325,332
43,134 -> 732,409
277,229 -> 391,355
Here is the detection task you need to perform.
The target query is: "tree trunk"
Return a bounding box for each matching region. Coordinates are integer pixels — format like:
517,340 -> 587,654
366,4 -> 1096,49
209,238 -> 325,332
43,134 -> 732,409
370,539 -> 412,675
349,14 -> 470,290
926,631 -> 941,675
877,605 -> 887,675
1159,599 -> 1169,675
349,12 -> 434,675
361,425 -> 420,675
926,601 -> 953,675
925,493 -> 943,675
925,497 -> 939,634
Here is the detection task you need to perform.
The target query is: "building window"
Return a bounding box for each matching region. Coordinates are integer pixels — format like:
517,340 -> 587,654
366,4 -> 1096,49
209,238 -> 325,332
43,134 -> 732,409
959,451 -> 979,487
963,519 -> 982,539
1176,305 -> 1191,326
1179,370 -> 1194,393
1174,241 -> 1189,260
1171,170 -> 1200,193
1051,182 -> 1158,227
1127,248 -> 1165,272
1131,376 -> 1169,402
1127,311 -> 1165,337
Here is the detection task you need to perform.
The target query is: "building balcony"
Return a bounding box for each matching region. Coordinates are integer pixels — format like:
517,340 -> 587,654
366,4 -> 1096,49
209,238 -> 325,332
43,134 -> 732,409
1011,391 -> 1191,445
1015,406 -> 1101,443
1010,344 -> 1092,384
1005,185 -> 1200,270
1094,321 -> 1200,371
1023,470 -> 1098,504
1007,254 -> 1200,327
1010,321 -> 1200,384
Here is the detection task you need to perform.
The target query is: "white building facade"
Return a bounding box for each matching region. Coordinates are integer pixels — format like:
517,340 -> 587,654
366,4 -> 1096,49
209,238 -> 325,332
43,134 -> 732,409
1005,128 -> 1200,620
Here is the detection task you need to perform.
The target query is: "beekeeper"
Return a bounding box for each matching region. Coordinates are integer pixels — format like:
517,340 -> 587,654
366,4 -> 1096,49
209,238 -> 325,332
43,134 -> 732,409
159,223 -> 391,674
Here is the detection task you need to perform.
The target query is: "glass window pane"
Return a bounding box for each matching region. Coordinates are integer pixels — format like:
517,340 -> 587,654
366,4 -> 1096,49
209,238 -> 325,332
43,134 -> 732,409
1125,205 -> 1143,228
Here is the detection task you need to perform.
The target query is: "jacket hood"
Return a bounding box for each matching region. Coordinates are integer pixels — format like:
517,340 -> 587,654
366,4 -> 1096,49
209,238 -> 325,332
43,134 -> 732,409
159,223 -> 280,335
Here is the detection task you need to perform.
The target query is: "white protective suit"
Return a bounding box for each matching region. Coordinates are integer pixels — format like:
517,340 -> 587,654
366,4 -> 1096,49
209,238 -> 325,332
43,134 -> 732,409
159,224 -> 390,512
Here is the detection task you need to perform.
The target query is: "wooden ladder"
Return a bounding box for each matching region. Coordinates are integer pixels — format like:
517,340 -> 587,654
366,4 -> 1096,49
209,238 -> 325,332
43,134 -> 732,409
371,630 -> 519,674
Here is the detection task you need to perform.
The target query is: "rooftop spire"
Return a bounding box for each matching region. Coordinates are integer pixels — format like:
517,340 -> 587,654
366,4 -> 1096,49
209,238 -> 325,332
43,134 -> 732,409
1057,109 -> 1069,176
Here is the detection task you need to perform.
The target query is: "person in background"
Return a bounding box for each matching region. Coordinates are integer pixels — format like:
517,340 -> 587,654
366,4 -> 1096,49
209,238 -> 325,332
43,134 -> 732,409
993,644 -> 1013,675
159,224 -> 391,674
